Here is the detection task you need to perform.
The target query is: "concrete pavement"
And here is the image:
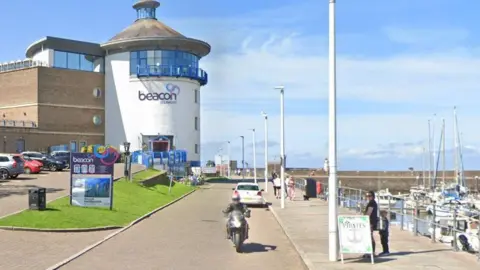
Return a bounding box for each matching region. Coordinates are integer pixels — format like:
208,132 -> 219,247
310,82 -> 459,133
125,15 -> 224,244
59,181 -> 306,270
264,184 -> 479,270
0,164 -> 145,270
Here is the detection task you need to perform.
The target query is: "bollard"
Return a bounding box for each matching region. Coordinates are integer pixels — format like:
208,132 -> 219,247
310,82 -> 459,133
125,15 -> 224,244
431,204 -> 436,243
452,208 -> 458,251
400,199 -> 405,231
414,200 -> 418,236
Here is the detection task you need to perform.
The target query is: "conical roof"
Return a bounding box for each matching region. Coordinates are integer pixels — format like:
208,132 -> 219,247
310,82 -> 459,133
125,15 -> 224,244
101,0 -> 210,57
108,19 -> 184,42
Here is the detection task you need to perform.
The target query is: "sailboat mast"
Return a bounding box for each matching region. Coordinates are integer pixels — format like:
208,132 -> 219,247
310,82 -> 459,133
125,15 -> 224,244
459,132 -> 466,187
453,106 -> 459,184
433,120 -> 445,190
422,146 -> 426,186
428,119 -> 432,189
442,118 -> 446,186
432,114 -> 436,190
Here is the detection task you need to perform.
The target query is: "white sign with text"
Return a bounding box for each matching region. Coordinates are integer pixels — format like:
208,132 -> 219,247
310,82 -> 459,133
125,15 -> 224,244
338,215 -> 375,264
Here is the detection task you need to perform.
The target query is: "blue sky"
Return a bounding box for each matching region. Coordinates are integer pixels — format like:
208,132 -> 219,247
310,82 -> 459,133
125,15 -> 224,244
2,0 -> 480,170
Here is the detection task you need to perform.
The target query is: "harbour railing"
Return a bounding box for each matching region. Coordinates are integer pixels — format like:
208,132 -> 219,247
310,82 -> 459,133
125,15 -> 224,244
293,178 -> 480,261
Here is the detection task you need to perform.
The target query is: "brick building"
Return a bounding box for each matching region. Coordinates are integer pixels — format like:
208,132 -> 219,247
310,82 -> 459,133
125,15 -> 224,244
0,40 -> 106,152
0,0 -> 209,160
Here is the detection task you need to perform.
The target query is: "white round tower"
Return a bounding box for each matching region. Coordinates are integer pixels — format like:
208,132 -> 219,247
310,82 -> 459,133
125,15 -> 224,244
102,0 -> 210,164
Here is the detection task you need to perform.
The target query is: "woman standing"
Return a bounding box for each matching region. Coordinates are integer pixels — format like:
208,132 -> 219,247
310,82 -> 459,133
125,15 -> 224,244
287,176 -> 296,200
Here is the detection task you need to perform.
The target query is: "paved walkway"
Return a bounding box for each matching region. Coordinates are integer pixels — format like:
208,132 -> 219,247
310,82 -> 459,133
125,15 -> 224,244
60,181 -> 306,270
263,183 -> 479,270
0,164 -> 145,270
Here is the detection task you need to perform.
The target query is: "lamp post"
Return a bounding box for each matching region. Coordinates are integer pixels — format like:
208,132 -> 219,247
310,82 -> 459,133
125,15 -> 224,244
227,141 -> 231,178
217,147 -> 223,176
261,111 -> 268,192
328,0 -> 339,262
475,176 -> 479,192
123,142 -> 131,181
274,85 -> 286,209
240,136 -> 245,180
250,129 -> 257,184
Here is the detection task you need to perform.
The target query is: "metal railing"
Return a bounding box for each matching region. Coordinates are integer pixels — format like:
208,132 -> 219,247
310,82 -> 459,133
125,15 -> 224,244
0,119 -> 37,128
136,65 -> 208,85
0,60 -> 48,73
293,179 -> 480,260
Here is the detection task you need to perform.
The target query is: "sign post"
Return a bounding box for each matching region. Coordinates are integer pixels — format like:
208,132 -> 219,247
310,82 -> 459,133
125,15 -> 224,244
338,215 -> 375,264
70,146 -> 119,210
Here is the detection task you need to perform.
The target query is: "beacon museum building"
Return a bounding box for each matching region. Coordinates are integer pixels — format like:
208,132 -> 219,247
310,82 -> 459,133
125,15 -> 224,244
0,0 -> 210,164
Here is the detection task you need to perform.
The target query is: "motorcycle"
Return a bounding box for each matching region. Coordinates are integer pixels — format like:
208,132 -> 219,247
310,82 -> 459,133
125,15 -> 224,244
226,209 -> 250,252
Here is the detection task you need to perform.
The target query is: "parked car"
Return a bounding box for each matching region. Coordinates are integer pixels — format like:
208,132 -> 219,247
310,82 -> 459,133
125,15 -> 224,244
43,155 -> 67,171
0,153 -> 25,180
17,155 -> 42,174
21,151 -> 66,171
50,151 -> 70,168
21,151 -> 46,163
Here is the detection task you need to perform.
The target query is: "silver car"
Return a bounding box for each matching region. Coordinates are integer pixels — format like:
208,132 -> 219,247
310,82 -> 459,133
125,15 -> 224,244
0,154 -> 25,180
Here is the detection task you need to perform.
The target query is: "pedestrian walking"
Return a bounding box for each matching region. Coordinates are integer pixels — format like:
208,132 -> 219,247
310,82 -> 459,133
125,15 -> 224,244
273,176 -> 281,199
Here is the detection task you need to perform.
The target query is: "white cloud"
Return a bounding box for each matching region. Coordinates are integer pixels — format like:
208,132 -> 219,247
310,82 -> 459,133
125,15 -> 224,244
201,107 -> 480,168
383,27 -> 469,45
168,1 -> 480,168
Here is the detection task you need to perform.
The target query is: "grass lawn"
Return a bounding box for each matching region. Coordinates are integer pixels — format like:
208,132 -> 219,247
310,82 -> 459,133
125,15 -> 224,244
0,169 -> 194,229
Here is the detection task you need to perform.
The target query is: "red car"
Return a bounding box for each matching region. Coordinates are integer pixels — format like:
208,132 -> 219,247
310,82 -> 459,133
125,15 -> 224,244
17,155 -> 42,174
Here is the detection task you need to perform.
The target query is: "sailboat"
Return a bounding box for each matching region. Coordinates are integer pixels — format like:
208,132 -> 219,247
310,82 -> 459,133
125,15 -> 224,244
426,108 -> 477,217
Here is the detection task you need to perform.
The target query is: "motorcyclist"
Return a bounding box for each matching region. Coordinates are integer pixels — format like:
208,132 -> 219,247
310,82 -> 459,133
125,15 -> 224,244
222,193 -> 250,239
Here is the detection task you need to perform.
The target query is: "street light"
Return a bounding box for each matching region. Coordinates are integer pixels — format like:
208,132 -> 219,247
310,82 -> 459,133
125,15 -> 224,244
217,148 -> 223,176
249,128 -> 257,184
327,0 -> 339,262
475,176 -> 479,192
274,85 -> 286,209
240,136 -> 245,180
123,142 -> 131,180
227,141 -> 231,178
261,111 -> 268,193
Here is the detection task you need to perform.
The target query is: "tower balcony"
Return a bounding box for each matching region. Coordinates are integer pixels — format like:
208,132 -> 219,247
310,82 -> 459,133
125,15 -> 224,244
136,65 -> 208,85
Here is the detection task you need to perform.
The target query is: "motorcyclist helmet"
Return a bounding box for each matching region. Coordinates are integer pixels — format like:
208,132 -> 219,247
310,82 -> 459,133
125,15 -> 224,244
232,193 -> 240,203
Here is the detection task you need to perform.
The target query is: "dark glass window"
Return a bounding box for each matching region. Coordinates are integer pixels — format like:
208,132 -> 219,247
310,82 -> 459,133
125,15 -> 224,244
54,50 -> 101,72
129,50 -> 200,75
130,50 -> 148,75
194,117 -> 198,130
54,51 -> 67,68
80,55 -> 94,71
237,185 -> 260,191
67,52 -> 80,69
